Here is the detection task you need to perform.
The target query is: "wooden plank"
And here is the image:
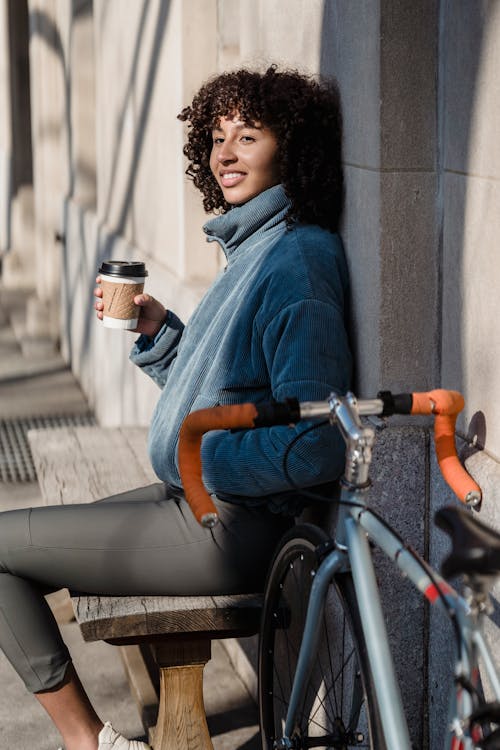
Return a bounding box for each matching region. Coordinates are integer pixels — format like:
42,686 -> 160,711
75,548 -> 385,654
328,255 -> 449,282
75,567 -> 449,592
28,426 -> 157,503
74,594 -> 263,642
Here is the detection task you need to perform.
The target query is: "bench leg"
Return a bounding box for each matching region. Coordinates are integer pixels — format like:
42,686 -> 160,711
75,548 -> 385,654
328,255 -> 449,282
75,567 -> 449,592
151,640 -> 214,750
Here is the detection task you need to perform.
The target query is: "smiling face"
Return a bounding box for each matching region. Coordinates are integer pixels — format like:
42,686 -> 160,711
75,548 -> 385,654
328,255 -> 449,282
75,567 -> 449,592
209,113 -> 280,206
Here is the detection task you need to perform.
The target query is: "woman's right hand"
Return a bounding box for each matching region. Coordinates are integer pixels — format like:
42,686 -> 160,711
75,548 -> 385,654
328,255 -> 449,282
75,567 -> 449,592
94,276 -> 168,338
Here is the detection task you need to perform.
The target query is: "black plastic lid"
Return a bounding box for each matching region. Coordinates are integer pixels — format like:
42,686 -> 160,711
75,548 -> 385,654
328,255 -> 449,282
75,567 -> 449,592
98,260 -> 148,278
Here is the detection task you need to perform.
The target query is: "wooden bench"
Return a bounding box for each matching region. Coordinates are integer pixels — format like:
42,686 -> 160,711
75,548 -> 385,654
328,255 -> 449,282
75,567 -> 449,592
28,425 -> 262,750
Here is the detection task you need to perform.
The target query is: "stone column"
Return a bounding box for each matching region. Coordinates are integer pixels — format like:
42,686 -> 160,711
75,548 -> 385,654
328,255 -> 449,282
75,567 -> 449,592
25,0 -> 70,350
1,0 -> 36,290
325,5 -> 439,746
0,2 -> 12,256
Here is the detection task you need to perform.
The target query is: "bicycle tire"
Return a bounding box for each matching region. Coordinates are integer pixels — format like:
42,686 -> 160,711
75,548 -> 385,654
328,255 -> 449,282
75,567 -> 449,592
258,524 -> 385,749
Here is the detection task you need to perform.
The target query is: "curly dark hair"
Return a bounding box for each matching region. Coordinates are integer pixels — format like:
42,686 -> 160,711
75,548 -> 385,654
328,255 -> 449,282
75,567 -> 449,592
177,66 -> 344,232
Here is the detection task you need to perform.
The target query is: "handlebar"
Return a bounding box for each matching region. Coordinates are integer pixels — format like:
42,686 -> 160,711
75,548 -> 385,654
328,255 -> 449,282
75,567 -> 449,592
178,389 -> 482,527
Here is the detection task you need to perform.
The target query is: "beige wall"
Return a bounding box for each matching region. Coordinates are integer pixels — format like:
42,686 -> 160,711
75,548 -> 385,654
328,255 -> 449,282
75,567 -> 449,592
441,2 -> 500,458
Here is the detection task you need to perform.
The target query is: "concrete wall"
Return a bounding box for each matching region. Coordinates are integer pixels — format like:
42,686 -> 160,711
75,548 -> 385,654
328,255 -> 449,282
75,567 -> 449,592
429,4 -> 500,747
441,2 -> 500,456
321,1 -> 440,396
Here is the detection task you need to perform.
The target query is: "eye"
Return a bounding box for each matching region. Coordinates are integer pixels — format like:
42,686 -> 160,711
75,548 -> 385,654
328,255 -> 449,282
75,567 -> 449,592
212,136 -> 224,145
240,135 -> 256,143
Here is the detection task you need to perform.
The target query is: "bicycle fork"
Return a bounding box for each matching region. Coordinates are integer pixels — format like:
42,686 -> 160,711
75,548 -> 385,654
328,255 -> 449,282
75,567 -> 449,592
281,546 -> 346,746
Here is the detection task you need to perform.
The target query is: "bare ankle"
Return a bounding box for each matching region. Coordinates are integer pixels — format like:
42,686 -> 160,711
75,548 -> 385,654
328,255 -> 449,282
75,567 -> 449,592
64,731 -> 100,750
35,663 -> 102,750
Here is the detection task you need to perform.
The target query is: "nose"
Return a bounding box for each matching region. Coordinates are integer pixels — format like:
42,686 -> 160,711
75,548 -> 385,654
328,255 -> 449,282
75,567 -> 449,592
217,140 -> 236,164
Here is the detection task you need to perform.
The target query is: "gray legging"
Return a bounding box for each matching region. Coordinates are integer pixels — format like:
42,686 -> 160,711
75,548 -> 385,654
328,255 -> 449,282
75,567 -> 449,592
0,483 -> 293,692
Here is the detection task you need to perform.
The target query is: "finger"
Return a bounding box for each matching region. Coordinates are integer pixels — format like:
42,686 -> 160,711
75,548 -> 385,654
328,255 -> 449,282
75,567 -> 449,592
94,287 -> 103,298
96,275 -> 101,284
135,293 -> 154,305
95,301 -> 104,311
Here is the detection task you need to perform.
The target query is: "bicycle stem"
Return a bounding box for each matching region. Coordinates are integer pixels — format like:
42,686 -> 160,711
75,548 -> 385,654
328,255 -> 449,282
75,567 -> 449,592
331,393 -> 378,486
301,393 -> 380,486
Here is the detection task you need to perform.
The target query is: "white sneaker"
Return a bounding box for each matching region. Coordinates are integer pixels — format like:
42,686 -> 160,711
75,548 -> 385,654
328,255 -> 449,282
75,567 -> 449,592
98,721 -> 152,750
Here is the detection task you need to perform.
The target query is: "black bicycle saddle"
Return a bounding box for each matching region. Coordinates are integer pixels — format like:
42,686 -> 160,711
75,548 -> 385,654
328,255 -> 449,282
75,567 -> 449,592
435,505 -> 500,579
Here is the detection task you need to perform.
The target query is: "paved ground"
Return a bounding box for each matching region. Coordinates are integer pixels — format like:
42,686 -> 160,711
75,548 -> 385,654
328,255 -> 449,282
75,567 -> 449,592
0,285 -> 259,749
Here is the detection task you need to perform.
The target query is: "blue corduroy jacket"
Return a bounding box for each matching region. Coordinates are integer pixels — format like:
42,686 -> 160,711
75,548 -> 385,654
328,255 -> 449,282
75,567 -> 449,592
130,185 -> 352,514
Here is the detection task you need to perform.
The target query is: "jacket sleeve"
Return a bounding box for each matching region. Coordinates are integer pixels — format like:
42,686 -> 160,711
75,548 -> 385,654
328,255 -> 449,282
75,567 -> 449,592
199,297 -> 352,496
129,310 -> 185,388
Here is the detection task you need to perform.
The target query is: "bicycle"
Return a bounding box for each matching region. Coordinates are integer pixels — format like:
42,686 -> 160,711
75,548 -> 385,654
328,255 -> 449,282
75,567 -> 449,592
178,388 -> 500,749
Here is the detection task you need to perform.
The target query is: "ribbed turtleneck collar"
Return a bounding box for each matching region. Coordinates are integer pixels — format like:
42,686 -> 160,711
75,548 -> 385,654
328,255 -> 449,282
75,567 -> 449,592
203,184 -> 291,261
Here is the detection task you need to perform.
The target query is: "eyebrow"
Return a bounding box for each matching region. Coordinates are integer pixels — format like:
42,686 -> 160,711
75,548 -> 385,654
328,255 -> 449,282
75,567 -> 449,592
212,122 -> 262,132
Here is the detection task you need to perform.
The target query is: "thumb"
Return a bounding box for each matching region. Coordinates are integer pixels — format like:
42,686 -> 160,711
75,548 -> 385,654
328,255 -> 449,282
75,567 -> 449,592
135,293 -> 153,305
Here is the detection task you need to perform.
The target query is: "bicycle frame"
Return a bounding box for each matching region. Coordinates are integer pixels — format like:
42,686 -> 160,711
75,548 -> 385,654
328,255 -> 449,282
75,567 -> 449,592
280,482 -> 500,750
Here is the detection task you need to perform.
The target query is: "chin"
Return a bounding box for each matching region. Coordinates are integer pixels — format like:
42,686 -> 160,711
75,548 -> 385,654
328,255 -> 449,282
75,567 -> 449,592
226,191 -> 258,206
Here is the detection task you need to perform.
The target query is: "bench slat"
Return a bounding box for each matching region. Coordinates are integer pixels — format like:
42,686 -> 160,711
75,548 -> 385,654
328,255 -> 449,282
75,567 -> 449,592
74,593 -> 262,641
28,426 -> 156,503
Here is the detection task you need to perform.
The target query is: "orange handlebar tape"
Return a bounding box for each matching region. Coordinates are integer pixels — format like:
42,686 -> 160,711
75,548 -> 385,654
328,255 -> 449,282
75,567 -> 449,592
178,403 -> 259,527
410,389 -> 465,417
411,389 -> 481,504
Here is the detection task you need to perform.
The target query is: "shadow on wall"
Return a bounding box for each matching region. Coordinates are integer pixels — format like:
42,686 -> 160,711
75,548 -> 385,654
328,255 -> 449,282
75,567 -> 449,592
318,1 -> 357,388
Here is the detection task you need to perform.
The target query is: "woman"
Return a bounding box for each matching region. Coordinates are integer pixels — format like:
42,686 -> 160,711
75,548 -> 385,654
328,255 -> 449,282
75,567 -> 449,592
1,66 -> 351,749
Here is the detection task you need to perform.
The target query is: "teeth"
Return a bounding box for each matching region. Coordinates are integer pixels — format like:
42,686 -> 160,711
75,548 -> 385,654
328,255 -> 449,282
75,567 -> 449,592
223,172 -> 242,179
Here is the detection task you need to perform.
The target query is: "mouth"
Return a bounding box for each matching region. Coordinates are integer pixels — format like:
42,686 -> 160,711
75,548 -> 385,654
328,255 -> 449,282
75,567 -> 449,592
219,171 -> 246,188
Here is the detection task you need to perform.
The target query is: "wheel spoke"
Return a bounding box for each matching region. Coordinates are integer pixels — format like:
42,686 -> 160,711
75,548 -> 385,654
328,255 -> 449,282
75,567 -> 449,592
324,604 -> 339,719
307,643 -> 357,729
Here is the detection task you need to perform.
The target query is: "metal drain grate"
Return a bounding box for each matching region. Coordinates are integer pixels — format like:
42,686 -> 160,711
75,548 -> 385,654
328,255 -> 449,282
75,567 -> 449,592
0,414 -> 96,482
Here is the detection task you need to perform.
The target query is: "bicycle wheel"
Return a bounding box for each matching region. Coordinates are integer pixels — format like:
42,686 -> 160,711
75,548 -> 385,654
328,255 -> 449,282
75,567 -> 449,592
259,524 -> 384,750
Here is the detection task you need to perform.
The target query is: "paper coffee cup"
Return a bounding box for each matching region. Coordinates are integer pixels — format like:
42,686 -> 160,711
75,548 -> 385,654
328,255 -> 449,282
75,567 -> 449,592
98,260 -> 148,330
